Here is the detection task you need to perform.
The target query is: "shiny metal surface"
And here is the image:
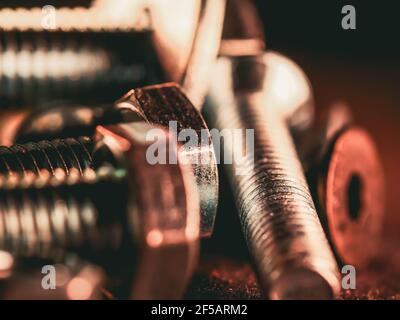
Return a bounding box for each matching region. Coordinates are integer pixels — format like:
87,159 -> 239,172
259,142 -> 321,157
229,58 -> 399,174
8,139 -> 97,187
207,52 -> 340,299
0,84 -> 219,238
115,84 -> 218,237
0,0 -> 149,32
181,0 -> 226,108
0,31 -> 163,106
0,122 -> 200,299
0,0 -> 225,109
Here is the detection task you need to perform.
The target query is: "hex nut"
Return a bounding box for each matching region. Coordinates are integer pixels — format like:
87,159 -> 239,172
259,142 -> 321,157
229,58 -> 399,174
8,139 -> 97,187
0,84 -> 219,238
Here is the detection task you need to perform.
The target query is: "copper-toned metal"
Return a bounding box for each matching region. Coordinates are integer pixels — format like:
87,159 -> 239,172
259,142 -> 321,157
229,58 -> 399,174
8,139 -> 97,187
303,103 -> 385,268
0,31 -> 163,106
206,52 -> 340,299
0,0 -> 226,109
0,251 -> 13,280
317,127 -> 385,268
95,123 -> 200,299
295,101 -> 353,172
181,0 -> 226,108
150,0 -> 202,83
0,122 -> 200,299
116,84 -> 218,237
0,0 -> 150,32
0,84 -> 219,238
219,0 -> 265,56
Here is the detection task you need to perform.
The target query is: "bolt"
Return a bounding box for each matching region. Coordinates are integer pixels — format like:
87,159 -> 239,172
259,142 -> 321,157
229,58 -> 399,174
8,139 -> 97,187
0,122 -> 200,299
0,0 -> 226,109
0,31 -> 164,106
0,0 -> 150,32
206,52 -> 340,299
0,83 -> 219,237
306,103 -> 385,268
0,136 -> 95,187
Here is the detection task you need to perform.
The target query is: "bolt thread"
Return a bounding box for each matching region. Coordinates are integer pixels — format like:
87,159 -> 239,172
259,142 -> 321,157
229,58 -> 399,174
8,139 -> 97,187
0,32 -> 108,103
0,1 -> 149,32
0,133 -> 129,265
208,92 -> 339,298
0,181 -> 126,261
0,186 -> 97,257
0,136 -> 95,187
0,31 -> 159,106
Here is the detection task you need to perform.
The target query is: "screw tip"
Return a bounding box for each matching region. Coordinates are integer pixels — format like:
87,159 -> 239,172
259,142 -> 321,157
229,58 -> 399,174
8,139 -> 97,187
270,267 -> 338,300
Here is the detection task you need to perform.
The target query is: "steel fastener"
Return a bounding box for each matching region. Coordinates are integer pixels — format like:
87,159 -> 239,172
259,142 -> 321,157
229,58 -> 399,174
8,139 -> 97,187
0,0 -> 226,109
0,31 -> 163,106
0,122 -> 200,299
0,83 -> 219,237
206,52 -> 340,299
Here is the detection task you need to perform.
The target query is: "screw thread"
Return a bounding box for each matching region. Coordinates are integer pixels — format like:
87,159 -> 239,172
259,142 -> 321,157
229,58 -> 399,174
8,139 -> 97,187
0,32 -> 157,106
0,1 -> 149,32
0,136 -> 95,187
0,181 -> 126,260
0,32 -> 109,102
209,92 -> 340,298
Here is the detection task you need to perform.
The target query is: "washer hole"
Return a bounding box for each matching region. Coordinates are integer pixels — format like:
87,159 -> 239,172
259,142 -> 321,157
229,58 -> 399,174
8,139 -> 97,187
347,174 -> 363,220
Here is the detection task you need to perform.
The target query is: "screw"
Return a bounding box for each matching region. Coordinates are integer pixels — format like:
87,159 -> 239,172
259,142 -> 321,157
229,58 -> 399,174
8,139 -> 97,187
0,83 -> 219,237
0,31 -> 164,106
206,52 -> 340,299
0,0 -> 150,32
0,0 -> 226,109
306,103 -> 385,268
0,122 -> 200,299
0,136 -> 94,187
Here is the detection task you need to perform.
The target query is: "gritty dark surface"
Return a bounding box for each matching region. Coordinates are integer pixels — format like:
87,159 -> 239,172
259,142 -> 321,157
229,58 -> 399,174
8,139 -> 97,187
185,238 -> 400,300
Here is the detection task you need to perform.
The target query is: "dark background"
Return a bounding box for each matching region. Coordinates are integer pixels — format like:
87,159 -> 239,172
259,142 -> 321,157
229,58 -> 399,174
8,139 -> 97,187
256,0 -> 400,57
254,0 -> 400,235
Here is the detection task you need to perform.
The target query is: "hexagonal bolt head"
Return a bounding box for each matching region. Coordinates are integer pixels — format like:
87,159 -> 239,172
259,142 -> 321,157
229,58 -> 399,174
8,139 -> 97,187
0,122 -> 200,299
